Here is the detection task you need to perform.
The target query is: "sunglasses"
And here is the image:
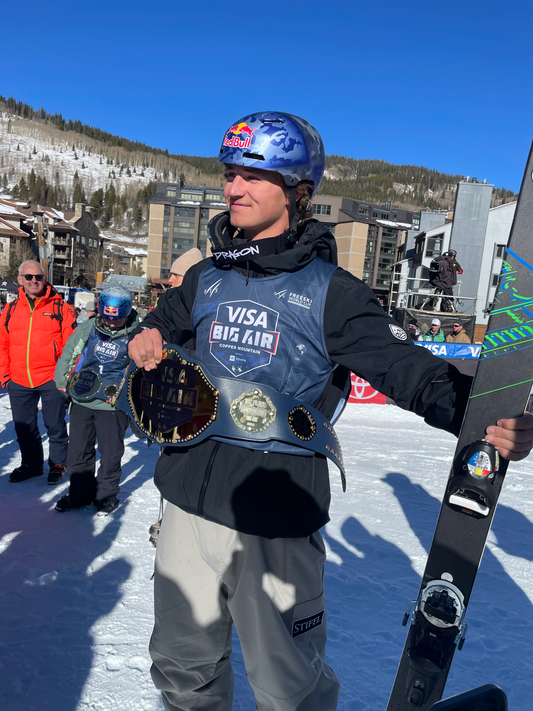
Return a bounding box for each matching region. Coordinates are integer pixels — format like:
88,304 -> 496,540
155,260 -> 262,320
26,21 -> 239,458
22,274 -> 45,282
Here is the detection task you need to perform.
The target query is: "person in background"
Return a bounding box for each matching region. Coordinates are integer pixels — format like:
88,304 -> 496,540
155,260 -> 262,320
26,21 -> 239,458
54,285 -> 139,515
419,318 -> 446,342
168,248 -> 203,288
406,318 -> 420,341
0,260 -> 77,484
446,322 -> 471,343
77,299 -> 96,325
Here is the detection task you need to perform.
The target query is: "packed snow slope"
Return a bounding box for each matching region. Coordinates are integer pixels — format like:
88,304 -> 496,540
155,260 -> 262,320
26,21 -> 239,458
1,397 -> 532,711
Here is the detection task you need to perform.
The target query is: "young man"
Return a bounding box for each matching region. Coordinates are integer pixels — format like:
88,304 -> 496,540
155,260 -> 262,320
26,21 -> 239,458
54,285 -> 139,514
0,260 -> 77,484
420,318 -> 446,342
168,248 -> 203,288
446,321 -> 471,343
128,112 -> 533,711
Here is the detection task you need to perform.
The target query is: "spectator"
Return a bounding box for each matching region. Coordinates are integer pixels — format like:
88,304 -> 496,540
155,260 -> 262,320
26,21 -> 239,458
77,299 -> 96,325
406,318 -> 420,341
0,260 -> 77,484
168,248 -> 203,288
446,322 -> 471,343
419,318 -> 446,342
54,285 -> 140,515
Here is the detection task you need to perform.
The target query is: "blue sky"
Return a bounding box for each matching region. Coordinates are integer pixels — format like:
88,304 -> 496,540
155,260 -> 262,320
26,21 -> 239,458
2,0 -> 532,191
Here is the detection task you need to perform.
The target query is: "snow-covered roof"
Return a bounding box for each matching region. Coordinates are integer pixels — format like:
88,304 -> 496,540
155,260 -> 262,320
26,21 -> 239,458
123,246 -> 147,256
0,217 -> 28,236
376,219 -> 412,229
0,200 -> 27,218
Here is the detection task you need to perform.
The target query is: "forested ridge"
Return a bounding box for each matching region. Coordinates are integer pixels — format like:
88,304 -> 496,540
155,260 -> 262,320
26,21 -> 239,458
0,95 -> 516,228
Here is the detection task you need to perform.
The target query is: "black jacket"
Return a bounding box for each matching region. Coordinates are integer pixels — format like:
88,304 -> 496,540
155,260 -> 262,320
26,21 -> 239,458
429,254 -> 463,290
132,216 -> 471,538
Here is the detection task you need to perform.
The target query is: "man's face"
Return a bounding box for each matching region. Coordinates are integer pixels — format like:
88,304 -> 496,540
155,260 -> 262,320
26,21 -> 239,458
224,165 -> 290,240
431,323 -> 439,332
168,272 -> 183,288
18,264 -> 46,298
102,317 -> 127,330
452,323 -> 462,333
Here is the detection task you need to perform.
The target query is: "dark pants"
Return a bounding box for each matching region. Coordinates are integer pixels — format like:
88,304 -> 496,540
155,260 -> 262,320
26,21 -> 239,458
67,403 -> 129,505
8,380 -> 69,473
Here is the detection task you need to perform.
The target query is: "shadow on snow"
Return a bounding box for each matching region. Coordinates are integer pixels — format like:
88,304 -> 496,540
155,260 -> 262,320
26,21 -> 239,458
323,472 -> 533,711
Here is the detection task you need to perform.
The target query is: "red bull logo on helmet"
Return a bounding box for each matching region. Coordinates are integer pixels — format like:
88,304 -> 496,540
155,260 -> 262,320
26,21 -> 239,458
103,305 -> 119,317
223,122 -> 256,149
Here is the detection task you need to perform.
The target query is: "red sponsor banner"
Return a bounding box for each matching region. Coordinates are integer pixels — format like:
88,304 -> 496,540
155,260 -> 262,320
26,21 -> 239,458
348,373 -> 387,404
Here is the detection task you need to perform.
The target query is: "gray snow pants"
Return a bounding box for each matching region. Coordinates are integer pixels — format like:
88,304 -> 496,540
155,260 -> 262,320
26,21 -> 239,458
149,503 -> 340,711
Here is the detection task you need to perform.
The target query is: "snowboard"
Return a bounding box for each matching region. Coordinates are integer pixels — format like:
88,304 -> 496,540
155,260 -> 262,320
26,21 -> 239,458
386,140 -> 533,710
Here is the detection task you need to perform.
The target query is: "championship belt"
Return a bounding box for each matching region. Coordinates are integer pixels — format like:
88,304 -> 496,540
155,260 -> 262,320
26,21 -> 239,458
67,368 -> 126,403
115,344 -> 345,487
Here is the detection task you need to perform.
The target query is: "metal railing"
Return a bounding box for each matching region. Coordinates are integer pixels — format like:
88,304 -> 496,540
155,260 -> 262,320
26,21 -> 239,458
389,276 -> 477,316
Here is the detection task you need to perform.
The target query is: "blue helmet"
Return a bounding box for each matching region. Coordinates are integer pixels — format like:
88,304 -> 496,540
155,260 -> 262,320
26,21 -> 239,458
98,284 -> 133,321
218,111 -> 325,197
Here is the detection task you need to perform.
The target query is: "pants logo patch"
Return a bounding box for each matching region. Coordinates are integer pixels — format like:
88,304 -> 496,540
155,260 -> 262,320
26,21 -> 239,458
292,610 -> 324,638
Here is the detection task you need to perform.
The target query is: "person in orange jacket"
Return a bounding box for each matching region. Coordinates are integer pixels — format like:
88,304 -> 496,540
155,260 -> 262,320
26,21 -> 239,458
0,260 -> 78,483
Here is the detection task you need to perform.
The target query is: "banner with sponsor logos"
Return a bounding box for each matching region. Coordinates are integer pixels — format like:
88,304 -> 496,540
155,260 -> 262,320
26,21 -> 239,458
415,343 -> 481,358
348,373 -> 387,404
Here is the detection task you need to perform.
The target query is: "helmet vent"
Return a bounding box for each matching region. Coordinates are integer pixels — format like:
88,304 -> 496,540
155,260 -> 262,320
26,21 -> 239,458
242,152 -> 265,161
261,119 -> 284,124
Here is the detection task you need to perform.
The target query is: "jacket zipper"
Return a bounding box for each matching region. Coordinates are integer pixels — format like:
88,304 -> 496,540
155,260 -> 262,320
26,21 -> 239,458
197,441 -> 222,518
25,296 -> 41,388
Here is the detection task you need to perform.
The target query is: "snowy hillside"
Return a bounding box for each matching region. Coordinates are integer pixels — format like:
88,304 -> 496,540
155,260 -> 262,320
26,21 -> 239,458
0,112 -> 159,200
1,399 -> 533,710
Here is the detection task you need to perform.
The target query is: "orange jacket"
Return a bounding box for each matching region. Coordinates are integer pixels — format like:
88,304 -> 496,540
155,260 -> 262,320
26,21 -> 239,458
0,285 -> 78,388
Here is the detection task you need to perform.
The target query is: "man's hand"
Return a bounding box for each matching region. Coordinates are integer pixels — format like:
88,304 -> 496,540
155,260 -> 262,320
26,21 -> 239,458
128,329 -> 166,371
57,387 -> 66,393
485,412 -> 533,461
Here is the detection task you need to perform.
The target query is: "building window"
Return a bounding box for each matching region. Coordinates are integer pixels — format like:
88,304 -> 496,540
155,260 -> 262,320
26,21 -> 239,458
373,211 -> 389,220
496,244 -> 505,258
161,268 -> 170,279
358,206 -> 368,215
175,222 -> 195,234
164,206 -> 171,217
492,274 -> 500,287
177,238 -> 193,250
362,272 -> 370,282
426,234 -> 443,258
200,225 -> 208,236
180,192 -> 202,202
175,207 -> 195,218
206,193 -> 223,201
166,186 -> 177,197
76,235 -> 80,243
380,242 -> 395,255
313,204 -> 331,216
163,223 -> 170,233
81,236 -> 86,245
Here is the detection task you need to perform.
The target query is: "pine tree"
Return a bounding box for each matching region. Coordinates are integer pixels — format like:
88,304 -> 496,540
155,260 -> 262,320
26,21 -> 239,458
72,182 -> 85,207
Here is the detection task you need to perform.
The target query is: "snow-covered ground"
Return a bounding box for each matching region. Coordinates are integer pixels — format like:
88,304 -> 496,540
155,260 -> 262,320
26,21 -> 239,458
1,398 -> 532,711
